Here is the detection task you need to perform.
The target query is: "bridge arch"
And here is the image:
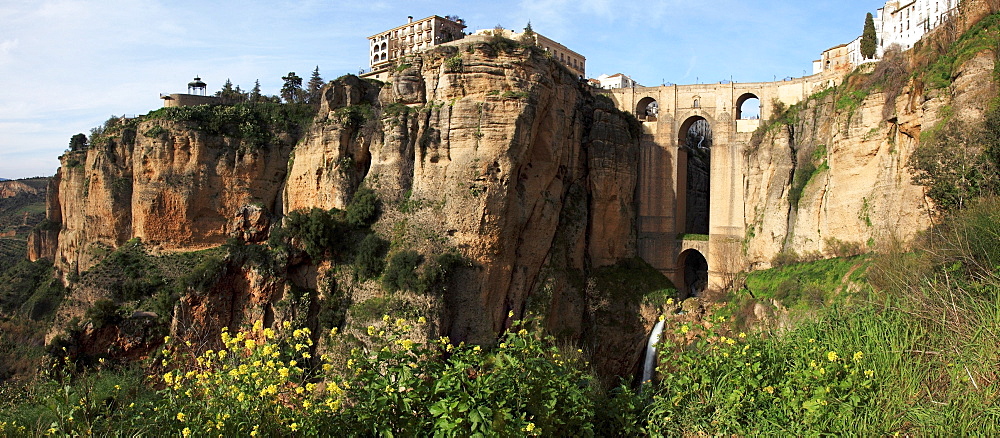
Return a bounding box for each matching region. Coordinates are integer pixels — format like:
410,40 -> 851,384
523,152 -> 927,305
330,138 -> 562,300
736,93 -> 761,120
677,249 -> 709,298
636,97 -> 658,122
677,116 -> 712,235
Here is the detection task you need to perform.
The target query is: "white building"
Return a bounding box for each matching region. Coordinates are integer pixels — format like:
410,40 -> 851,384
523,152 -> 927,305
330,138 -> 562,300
815,0 -> 961,74
593,73 -> 640,89
367,16 -> 466,76
877,0 -> 959,52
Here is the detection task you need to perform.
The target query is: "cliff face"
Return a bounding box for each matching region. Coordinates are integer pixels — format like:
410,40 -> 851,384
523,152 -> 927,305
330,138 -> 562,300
741,49 -> 996,265
42,118 -> 296,275
41,41 -> 654,378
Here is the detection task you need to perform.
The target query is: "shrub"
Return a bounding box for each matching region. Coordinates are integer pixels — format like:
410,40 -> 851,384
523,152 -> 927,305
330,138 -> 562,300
444,54 -> 463,72
381,250 -> 422,293
345,188 -> 380,227
285,208 -> 347,261
417,251 -> 467,294
354,234 -> 388,281
86,299 -> 123,329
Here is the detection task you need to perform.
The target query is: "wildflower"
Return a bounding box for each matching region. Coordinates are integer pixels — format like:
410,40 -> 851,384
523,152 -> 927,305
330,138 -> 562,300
176,412 -> 186,422
367,326 -> 376,336
245,339 -> 256,349
739,332 -> 747,338
283,321 -> 292,329
164,336 -> 171,344
182,427 -> 191,437
418,316 -> 427,324
864,369 -> 874,378
524,422 -> 536,432
827,351 -> 839,362
763,386 -> 775,394
508,310 -> 515,318
290,423 -> 300,431
853,351 -> 864,362
680,324 -> 690,334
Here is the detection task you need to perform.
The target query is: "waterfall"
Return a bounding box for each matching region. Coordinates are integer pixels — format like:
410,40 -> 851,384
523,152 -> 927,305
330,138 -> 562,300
641,318 -> 666,384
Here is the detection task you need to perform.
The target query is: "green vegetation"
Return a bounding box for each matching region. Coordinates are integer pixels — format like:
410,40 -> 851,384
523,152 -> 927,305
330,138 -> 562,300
861,12 -> 877,60
591,257 -> 676,306
788,144 -> 829,208
911,104 -> 1000,211
444,54 -> 462,72
145,102 -> 316,150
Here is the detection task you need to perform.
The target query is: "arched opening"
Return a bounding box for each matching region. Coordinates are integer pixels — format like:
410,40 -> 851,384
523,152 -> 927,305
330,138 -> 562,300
677,116 -> 712,235
381,42 -> 387,51
692,97 -> 701,108
678,249 -> 709,299
636,97 -> 658,122
736,93 -> 761,120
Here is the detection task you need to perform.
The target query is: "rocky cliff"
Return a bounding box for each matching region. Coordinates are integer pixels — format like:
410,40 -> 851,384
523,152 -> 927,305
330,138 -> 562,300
35,40 -> 663,379
742,43 -> 996,267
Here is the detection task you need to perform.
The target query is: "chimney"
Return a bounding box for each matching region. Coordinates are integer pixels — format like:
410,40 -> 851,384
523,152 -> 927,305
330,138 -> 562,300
408,16 -> 413,23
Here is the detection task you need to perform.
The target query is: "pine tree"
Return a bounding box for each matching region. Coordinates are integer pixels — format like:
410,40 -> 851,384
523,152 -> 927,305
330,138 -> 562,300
861,12 -> 877,60
519,21 -> 536,46
306,66 -> 324,104
250,80 -> 262,103
281,72 -> 304,104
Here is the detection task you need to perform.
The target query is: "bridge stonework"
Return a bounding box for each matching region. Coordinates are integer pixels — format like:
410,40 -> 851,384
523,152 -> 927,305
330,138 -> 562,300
602,75 -> 837,295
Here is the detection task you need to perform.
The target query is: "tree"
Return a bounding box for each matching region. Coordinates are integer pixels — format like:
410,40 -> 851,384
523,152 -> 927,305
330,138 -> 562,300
518,21 -> 536,46
250,80 -> 262,103
68,133 -> 88,151
280,72 -> 304,104
306,66 -> 324,104
861,12 -> 877,60
216,79 -> 246,104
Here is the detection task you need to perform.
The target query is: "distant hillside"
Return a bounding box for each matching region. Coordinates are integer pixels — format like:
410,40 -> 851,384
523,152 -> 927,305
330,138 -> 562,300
0,177 -> 48,273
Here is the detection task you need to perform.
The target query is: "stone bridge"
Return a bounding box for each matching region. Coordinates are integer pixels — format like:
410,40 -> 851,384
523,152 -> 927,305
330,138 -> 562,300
601,74 -> 837,297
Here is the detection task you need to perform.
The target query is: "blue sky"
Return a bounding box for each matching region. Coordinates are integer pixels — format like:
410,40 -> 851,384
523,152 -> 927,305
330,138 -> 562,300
0,0 -> 883,179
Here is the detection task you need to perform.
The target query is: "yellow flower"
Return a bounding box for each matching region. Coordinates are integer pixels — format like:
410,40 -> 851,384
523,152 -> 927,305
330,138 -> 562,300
245,339 -> 256,349
763,386 -> 775,394
524,422 -> 536,432
827,351 -> 839,362
680,325 -> 690,334
283,321 -> 292,329
418,316 -> 427,324
163,336 -> 171,344
182,427 -> 191,437
853,351 -> 864,362
864,369 -> 874,378
290,423 -> 299,431
176,412 -> 186,422
666,298 -> 674,305
738,332 -> 747,338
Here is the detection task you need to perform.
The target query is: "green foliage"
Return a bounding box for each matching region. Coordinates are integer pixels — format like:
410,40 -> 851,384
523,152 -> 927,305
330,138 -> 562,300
647,310 -> 880,435
142,124 -> 167,138
381,250 -> 422,293
788,144 -> 829,209
344,187 -> 380,227
0,259 -> 64,321
306,66 -> 324,104
394,63 -> 412,72
284,208 -> 348,261
443,54 -> 463,72
83,240 -> 166,302
417,251 -> 468,295
910,105 -> 1000,211
353,234 -> 388,281
280,71 -> 305,103
145,102 -> 316,150
861,12 -> 877,60
914,12 -> 1000,90
747,256 -> 868,308
68,133 -> 88,151
335,317 -> 595,436
85,299 -> 123,330
333,103 -> 375,132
